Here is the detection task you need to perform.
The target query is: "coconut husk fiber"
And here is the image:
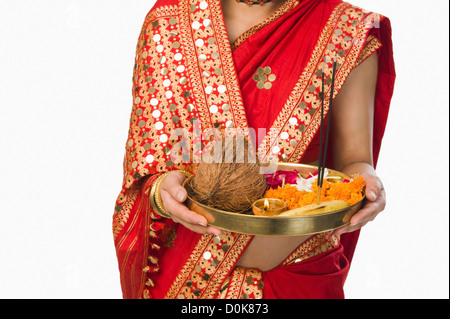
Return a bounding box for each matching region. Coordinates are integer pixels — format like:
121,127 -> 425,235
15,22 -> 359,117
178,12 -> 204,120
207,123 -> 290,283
188,137 -> 267,213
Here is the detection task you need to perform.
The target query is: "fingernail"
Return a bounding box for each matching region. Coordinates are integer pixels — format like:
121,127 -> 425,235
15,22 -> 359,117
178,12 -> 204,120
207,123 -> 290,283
370,191 -> 377,200
198,223 -> 207,227
177,190 -> 185,202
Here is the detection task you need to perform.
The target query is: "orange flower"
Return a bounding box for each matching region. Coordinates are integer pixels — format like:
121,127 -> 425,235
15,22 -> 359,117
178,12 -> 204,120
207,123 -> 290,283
264,176 -> 365,210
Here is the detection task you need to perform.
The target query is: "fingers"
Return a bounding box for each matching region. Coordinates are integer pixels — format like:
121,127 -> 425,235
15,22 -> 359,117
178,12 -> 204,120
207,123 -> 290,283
171,214 -> 222,236
333,175 -> 386,237
159,172 -> 222,236
332,222 -> 368,237
352,190 -> 385,220
332,204 -> 376,237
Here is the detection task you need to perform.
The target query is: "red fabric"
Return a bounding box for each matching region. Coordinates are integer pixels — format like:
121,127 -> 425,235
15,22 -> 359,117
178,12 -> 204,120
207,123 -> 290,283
263,244 -> 349,299
150,225 -> 201,298
114,0 -> 396,299
114,175 -> 162,299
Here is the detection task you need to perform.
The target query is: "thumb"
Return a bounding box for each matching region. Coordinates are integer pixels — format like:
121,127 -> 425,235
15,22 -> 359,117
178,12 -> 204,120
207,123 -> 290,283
160,172 -> 188,202
363,174 -> 383,202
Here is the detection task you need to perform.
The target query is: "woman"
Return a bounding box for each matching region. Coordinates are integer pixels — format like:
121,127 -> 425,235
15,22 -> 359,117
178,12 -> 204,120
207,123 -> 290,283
113,0 -> 395,299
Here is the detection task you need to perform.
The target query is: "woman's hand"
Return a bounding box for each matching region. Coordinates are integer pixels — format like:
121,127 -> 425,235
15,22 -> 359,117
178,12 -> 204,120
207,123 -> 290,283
159,171 -> 222,236
332,170 -> 386,237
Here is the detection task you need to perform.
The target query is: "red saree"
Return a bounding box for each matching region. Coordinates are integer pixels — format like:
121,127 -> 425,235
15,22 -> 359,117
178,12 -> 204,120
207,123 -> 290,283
113,0 -> 396,299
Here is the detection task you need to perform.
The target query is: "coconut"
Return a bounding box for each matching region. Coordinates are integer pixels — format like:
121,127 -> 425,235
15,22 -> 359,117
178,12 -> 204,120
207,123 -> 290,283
188,137 -> 267,213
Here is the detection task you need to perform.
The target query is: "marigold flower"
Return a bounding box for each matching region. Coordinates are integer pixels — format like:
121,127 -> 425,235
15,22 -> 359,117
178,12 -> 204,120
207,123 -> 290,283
264,176 -> 365,210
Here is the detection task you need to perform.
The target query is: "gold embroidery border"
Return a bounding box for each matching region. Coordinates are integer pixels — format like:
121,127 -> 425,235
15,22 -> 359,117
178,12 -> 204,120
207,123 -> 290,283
145,4 -> 178,21
208,0 -> 249,130
217,232 -> 339,299
356,35 -> 382,66
178,0 -> 249,131
281,232 -> 339,266
164,233 -> 253,299
178,0 -> 212,129
231,0 -> 300,50
113,188 -> 139,240
202,234 -> 253,298
222,267 -> 246,299
225,268 -> 263,299
164,235 -> 210,299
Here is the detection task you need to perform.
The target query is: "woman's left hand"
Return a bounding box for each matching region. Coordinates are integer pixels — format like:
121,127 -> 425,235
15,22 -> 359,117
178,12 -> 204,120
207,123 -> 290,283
332,171 -> 386,237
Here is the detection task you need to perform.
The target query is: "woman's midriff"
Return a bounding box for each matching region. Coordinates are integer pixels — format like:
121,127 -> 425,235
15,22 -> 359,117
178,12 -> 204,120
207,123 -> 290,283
235,234 -> 312,271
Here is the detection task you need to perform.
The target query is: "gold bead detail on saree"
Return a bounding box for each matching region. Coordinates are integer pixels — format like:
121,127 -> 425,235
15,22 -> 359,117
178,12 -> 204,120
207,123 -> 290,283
253,66 -> 276,90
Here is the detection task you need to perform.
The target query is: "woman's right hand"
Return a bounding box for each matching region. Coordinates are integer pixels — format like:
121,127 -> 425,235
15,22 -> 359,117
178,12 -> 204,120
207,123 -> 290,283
159,171 -> 222,236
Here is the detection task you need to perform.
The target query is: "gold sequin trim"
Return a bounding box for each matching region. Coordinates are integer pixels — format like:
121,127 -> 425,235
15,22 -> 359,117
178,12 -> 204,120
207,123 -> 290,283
281,232 -> 339,266
165,232 -> 253,299
113,188 -> 139,240
220,267 -> 264,299
356,34 -> 382,66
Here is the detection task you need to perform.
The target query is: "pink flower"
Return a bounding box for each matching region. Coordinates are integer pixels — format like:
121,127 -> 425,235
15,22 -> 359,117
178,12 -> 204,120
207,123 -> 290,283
265,170 -> 299,189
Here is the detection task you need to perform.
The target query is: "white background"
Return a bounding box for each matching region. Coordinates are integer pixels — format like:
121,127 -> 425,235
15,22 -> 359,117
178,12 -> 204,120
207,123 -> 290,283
0,0 -> 448,299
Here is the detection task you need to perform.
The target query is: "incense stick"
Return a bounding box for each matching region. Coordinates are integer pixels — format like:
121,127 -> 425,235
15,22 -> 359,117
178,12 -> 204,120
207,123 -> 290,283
316,55 -> 338,204
316,63 -> 325,204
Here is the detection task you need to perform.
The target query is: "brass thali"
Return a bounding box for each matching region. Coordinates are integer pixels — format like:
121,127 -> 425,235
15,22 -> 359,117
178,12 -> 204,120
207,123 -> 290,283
182,163 -> 365,236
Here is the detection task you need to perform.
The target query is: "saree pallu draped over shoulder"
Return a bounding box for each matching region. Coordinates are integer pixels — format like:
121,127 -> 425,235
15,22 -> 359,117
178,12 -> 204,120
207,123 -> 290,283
113,0 -> 396,299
